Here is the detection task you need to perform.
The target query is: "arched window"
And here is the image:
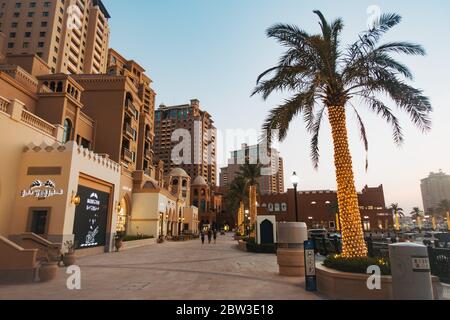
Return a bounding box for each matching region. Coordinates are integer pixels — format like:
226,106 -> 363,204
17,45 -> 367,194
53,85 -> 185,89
182,180 -> 187,187
62,118 -> 72,143
194,189 -> 198,196
49,81 -> 56,92
172,179 -> 179,186
56,81 -> 63,92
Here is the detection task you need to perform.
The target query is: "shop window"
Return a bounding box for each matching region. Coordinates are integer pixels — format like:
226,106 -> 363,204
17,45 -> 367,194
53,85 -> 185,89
29,210 -> 48,235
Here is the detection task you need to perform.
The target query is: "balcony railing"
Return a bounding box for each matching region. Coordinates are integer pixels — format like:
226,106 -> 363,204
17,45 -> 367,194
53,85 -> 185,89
0,96 -> 8,113
122,148 -> 134,163
144,148 -> 152,159
125,102 -> 139,119
123,123 -> 136,140
145,130 -> 152,141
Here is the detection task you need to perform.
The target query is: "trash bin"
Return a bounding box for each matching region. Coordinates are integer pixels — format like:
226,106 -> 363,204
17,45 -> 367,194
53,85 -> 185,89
389,243 -> 434,300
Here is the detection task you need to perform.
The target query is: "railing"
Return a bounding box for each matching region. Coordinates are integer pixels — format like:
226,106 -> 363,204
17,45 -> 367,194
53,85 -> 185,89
146,130 -> 151,141
428,247 -> 450,284
123,123 -> 136,140
144,148 -> 152,159
125,102 -> 138,119
21,109 -> 55,136
122,148 -> 134,163
0,96 -> 8,113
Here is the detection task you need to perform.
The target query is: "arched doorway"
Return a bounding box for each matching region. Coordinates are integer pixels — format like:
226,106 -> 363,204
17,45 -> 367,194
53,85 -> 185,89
260,220 -> 274,245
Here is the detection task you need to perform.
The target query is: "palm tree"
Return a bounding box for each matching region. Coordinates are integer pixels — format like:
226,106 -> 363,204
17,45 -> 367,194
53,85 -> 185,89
237,164 -> 262,229
226,175 -> 248,233
252,11 -> 431,258
437,200 -> 450,230
389,203 -> 404,231
411,207 -> 425,231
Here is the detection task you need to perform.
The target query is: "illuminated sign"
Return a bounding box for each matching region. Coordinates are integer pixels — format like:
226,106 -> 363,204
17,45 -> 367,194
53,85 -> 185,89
20,180 -> 64,199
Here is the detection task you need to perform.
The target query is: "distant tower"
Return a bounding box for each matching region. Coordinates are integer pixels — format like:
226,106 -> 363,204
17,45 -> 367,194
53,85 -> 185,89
421,170 -> 450,211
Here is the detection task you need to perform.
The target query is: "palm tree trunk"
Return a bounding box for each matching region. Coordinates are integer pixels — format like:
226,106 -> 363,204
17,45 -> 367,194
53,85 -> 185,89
249,185 -> 257,236
328,106 -> 368,258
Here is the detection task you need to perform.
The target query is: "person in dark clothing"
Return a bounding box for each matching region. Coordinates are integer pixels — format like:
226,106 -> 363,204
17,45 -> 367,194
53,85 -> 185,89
207,230 -> 212,244
201,232 -> 205,245
213,230 -> 217,244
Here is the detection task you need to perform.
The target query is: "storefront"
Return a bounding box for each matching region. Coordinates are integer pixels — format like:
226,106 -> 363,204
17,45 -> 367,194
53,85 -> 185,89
10,141 -> 121,253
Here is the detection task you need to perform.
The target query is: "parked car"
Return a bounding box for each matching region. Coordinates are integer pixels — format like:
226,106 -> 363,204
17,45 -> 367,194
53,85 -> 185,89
308,229 -> 327,238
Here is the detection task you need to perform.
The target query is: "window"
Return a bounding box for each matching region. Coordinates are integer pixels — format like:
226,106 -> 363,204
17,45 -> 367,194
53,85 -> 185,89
9,32 -> 16,38
275,203 -> 280,212
30,2 -> 36,8
23,42 -> 29,48
24,32 -> 31,38
281,203 -> 287,212
15,3 -> 22,8
268,203 -> 274,212
40,32 -> 46,37
44,2 -> 51,7
7,42 -> 14,49
43,11 -> 49,17
28,12 -> 34,18
11,22 -> 18,28
62,119 -> 72,143
13,12 -> 20,18
29,210 -> 48,235
41,21 -> 48,27
38,42 -> 44,47
26,22 -> 32,27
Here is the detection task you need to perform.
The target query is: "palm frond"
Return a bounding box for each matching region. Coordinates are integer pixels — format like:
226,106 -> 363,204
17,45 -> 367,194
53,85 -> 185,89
310,106 -> 326,169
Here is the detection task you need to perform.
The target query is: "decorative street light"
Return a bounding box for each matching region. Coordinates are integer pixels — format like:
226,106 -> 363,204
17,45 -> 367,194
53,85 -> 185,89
291,172 -> 300,222
245,209 -> 250,236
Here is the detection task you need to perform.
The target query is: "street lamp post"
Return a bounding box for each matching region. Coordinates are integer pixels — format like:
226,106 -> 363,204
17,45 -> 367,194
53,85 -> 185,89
245,209 -> 250,236
291,172 -> 300,222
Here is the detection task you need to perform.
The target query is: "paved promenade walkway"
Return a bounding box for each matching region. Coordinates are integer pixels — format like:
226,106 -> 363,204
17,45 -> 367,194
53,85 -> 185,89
0,233 -> 324,300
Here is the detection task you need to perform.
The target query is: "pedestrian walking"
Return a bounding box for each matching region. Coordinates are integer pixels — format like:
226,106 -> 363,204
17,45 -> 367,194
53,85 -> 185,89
207,229 -> 212,244
213,229 -> 217,244
201,231 -> 205,245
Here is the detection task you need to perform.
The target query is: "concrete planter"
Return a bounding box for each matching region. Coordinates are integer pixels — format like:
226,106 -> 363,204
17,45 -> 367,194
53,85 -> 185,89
276,222 -> 308,277
316,264 -> 442,300
277,248 -> 305,277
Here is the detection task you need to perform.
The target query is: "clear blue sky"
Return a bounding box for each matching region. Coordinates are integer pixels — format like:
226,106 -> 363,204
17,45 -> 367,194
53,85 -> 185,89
103,0 -> 450,214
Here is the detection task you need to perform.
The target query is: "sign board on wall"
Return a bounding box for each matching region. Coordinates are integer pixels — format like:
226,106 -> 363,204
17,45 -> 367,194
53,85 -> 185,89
20,180 -> 64,199
73,186 -> 110,249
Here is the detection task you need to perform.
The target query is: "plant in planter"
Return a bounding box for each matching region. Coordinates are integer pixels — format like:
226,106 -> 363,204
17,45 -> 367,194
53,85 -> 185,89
323,255 -> 391,275
39,250 -> 60,282
114,231 -> 125,252
62,240 -> 77,267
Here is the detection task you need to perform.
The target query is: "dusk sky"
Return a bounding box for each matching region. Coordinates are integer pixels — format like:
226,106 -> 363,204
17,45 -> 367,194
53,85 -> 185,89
104,0 -> 450,214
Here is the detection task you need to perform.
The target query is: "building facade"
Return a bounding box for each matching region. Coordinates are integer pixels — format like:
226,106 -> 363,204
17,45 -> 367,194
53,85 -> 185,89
154,99 -> 217,186
257,185 -> 392,232
421,170 -> 450,212
220,143 -> 284,195
0,0 -> 110,74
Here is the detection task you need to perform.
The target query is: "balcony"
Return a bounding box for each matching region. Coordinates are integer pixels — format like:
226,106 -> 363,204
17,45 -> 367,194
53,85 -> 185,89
125,102 -> 138,120
145,130 -> 152,141
123,123 -> 136,140
144,148 -> 152,160
122,148 -> 134,163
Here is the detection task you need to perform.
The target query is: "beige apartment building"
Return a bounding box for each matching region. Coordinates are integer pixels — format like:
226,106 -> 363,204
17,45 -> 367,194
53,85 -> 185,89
0,0 -> 110,74
154,99 -> 217,186
421,170 -> 450,212
220,143 -> 285,195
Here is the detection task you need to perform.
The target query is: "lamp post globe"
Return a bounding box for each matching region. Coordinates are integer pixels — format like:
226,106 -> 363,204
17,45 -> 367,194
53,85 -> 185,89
291,172 -> 300,222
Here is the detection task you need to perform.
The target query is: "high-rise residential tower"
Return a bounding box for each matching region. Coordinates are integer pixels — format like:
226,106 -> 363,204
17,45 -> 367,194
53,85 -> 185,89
220,143 -> 285,195
154,99 -> 217,186
0,0 -> 110,74
421,170 -> 450,212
